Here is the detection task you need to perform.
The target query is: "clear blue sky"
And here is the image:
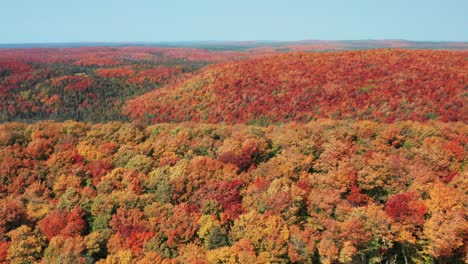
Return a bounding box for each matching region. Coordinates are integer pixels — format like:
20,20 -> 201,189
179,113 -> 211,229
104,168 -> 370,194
1,0 -> 467,43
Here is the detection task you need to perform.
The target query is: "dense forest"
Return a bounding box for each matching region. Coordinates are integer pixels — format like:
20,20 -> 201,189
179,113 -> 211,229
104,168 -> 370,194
0,120 -> 466,263
0,45 -> 466,263
125,50 -> 467,124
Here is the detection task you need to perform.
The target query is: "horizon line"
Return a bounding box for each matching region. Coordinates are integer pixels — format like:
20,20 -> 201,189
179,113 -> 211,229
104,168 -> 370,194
1,39 -> 468,46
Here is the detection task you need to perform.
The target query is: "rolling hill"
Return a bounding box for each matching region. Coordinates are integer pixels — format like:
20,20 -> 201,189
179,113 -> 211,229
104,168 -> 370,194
125,49 -> 468,124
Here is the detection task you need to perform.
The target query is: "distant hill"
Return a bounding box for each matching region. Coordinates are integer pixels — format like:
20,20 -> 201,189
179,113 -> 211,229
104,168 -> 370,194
125,49 -> 467,124
1,40 -> 467,50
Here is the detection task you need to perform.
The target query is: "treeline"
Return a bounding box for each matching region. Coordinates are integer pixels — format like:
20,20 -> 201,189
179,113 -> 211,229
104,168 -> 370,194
0,120 -> 466,263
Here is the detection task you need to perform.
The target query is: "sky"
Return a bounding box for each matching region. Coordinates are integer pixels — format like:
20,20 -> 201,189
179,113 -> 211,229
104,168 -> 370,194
1,0 -> 467,43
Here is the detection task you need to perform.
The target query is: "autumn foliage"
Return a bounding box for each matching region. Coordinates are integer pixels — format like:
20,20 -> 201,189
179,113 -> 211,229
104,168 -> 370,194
0,45 -> 466,263
126,49 -> 467,124
0,120 -> 465,263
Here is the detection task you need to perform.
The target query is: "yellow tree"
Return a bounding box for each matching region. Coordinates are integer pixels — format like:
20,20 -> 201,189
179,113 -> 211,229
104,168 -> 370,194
7,225 -> 46,264
43,235 -> 86,264
422,183 -> 467,259
231,211 -> 289,262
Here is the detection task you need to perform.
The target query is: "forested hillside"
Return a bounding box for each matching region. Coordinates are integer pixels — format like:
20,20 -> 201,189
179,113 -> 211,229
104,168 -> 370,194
125,50 -> 467,124
2,47 -> 466,124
